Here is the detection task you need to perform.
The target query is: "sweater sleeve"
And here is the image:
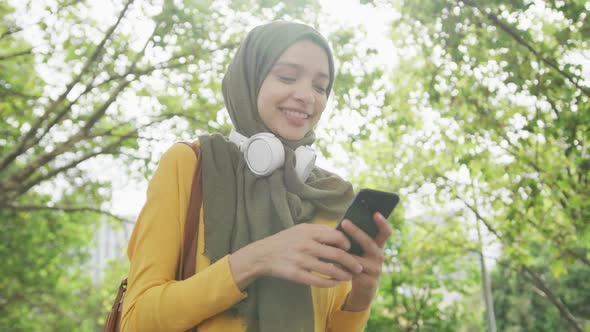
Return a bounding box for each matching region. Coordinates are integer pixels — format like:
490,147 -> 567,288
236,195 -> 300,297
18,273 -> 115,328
312,215 -> 371,332
327,281 -> 371,332
326,282 -> 371,332
121,143 -> 247,332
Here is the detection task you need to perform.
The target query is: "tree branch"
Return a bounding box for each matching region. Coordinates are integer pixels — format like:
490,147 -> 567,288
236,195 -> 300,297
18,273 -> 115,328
0,48 -> 33,61
439,192 -> 587,331
0,0 -> 135,174
31,41 -> 230,152
0,87 -> 40,99
31,12 -> 155,151
462,0 -> 590,98
521,266 -> 583,332
463,94 -> 581,231
92,39 -> 238,88
455,193 -> 503,240
444,173 -> 588,266
1,79 -> 131,195
462,230 -> 584,331
564,249 -> 590,267
0,26 -> 23,41
11,130 -> 134,201
4,203 -> 133,225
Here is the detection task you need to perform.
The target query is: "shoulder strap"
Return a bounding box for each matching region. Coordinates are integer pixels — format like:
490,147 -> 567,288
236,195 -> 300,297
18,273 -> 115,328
178,142 -> 203,280
105,143 -> 202,332
104,278 -> 127,332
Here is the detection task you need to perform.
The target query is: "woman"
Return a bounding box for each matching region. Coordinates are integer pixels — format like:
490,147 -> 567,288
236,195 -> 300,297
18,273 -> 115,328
121,21 -> 392,332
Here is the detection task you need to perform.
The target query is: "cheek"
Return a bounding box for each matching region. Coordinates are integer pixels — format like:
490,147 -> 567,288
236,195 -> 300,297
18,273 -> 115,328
315,97 -> 327,114
312,100 -> 327,126
258,81 -> 282,106
256,83 -> 273,117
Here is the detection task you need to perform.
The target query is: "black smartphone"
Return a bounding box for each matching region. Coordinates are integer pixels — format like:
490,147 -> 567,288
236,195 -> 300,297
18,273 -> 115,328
336,189 -> 400,256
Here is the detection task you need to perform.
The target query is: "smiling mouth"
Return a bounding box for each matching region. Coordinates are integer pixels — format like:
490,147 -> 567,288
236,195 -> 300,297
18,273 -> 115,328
281,108 -> 310,119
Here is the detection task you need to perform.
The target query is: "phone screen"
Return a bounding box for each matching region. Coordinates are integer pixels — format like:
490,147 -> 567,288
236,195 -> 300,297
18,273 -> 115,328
335,189 -> 399,256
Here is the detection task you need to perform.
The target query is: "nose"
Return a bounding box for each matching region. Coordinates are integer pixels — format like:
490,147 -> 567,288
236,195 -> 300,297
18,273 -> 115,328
292,81 -> 315,105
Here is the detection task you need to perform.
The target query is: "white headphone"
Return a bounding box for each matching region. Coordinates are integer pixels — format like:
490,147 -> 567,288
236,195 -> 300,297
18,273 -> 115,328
228,129 -> 316,182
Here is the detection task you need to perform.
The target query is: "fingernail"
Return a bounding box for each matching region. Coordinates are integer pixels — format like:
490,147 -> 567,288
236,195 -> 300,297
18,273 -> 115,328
357,265 -> 363,273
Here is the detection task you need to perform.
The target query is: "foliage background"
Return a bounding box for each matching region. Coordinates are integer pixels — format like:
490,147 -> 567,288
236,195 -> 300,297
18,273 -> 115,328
0,0 -> 588,331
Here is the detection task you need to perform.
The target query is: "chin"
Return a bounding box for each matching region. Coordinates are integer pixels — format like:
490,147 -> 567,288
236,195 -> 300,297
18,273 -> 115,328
272,126 -> 306,141
280,134 -> 304,141
276,131 -> 304,141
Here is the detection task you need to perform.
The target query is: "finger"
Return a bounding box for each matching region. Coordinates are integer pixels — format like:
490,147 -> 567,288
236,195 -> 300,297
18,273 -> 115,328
305,256 -> 354,281
311,243 -> 363,274
352,255 -> 382,276
373,212 -> 393,248
309,225 -> 352,252
341,219 -> 381,258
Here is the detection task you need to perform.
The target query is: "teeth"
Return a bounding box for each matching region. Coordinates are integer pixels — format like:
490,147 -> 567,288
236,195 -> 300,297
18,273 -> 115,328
283,109 -> 309,119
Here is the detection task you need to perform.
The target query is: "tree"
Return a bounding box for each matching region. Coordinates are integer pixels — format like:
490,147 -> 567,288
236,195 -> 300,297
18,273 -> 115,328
344,0 -> 589,330
492,257 -> 590,332
0,0 -> 344,329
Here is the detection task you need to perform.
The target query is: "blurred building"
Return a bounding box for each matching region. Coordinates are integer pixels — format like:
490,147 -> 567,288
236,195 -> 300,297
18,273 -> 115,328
90,217 -> 134,281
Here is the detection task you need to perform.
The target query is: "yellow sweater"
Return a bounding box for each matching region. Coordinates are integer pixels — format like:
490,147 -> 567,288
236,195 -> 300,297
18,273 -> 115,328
121,143 -> 370,332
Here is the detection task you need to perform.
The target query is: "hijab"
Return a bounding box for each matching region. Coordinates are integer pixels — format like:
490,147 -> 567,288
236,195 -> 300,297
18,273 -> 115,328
198,21 -> 354,332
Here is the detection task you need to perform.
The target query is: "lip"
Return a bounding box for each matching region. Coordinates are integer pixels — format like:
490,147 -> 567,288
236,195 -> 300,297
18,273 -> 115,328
279,107 -> 312,117
280,107 -> 311,127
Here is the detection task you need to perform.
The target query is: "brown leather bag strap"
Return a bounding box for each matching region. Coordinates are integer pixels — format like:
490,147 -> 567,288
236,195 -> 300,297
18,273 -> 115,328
178,142 -> 203,281
104,278 -> 127,332
105,143 -> 202,332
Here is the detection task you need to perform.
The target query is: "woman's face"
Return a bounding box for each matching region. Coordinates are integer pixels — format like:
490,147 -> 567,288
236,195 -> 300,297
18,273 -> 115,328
257,40 -> 330,141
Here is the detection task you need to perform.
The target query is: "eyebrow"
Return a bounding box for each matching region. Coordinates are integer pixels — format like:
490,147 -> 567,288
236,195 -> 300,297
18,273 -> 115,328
273,62 -> 330,80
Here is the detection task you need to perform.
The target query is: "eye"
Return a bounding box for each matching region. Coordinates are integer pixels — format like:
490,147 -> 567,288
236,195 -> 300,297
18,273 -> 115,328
314,85 -> 327,94
278,75 -> 296,83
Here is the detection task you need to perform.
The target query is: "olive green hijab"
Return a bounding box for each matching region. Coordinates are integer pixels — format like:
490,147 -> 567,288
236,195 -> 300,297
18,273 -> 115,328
199,21 -> 354,332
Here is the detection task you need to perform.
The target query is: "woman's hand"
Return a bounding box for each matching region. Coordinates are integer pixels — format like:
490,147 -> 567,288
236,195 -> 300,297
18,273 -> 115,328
229,223 -> 364,290
340,212 -> 393,312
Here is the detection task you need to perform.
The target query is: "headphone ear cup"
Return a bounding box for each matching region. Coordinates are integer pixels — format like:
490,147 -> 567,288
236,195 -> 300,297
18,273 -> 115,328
243,133 -> 284,177
294,146 -> 316,182
229,129 -> 315,181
